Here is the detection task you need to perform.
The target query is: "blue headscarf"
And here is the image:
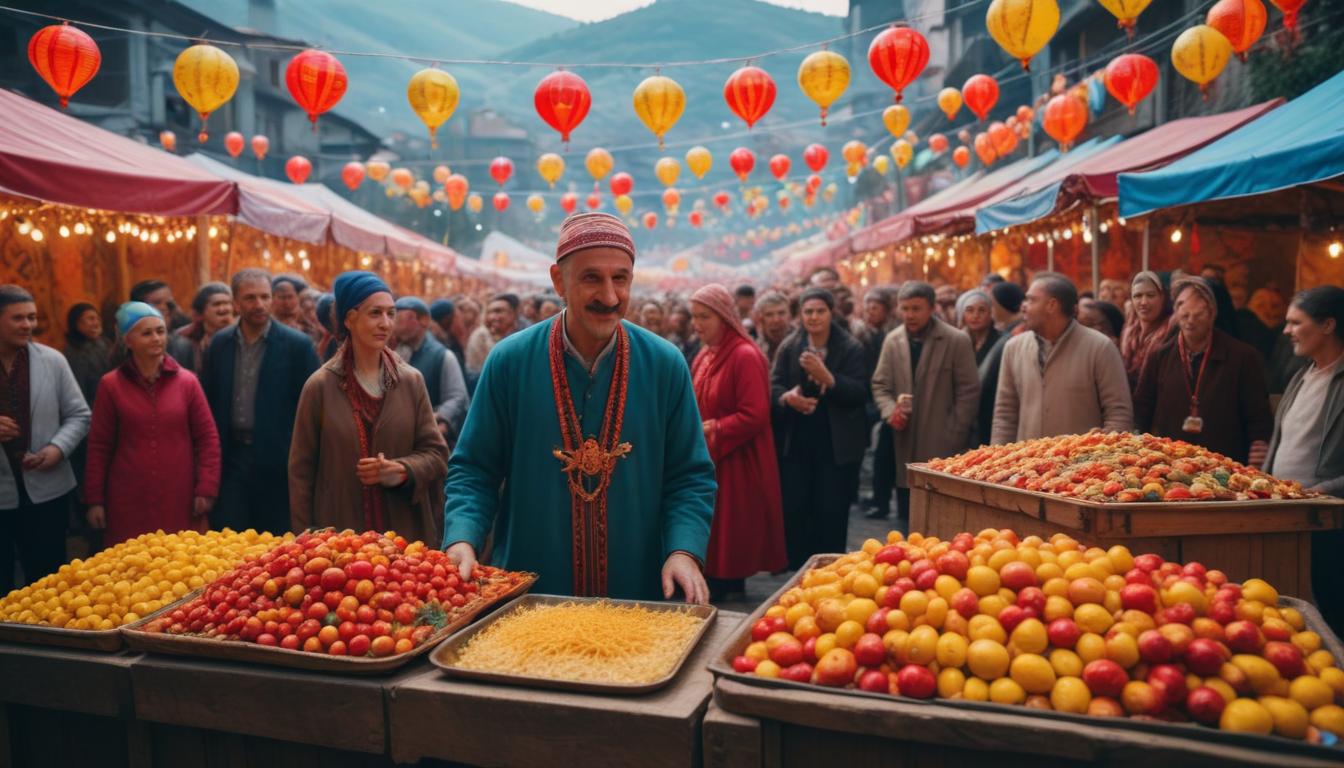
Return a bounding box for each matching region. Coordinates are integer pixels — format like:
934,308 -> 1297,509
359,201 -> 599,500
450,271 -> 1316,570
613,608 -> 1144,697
115,301 -> 162,336
429,298 -> 454,322
333,271 -> 391,327
315,292 -> 335,333
394,296 -> 430,316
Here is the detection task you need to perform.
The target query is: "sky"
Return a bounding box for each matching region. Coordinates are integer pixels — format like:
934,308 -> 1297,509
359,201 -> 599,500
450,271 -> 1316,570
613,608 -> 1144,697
505,0 -> 848,22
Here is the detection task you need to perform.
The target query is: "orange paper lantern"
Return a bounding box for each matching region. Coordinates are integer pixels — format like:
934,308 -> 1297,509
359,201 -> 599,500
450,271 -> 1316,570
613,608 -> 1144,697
1042,93 -> 1088,150
1104,54 -> 1160,115
251,135 -> 269,160
341,161 -> 365,190
1207,0 -> 1268,61
963,74 -> 1000,121
28,23 -> 100,108
224,131 -> 244,159
724,66 -> 776,128
285,155 -> 312,184
952,146 -> 971,168
974,133 -> 998,166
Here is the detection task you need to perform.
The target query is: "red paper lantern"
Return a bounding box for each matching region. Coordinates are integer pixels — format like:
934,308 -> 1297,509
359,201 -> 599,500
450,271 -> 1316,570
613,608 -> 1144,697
492,192 -> 510,211
713,191 -> 731,208
1017,105 -> 1035,123
769,154 -> 791,180
159,131 -> 177,153
224,131 -> 245,159
341,161 -> 365,190
952,146 -> 971,168
1271,0 -> 1306,35
723,66 -> 776,128
803,143 -> 829,172
560,192 -> 579,214
962,74 -> 1000,121
807,173 -> 823,191
586,192 -> 602,210
643,212 -> 658,230
1104,54 -> 1160,115
285,155 -> 312,184
610,172 -> 633,197
689,210 -> 703,228
28,23 -> 101,108
729,147 -> 756,182
868,26 -> 929,103
1042,93 -> 1089,150
534,70 -> 591,144
988,121 -> 1017,157
489,157 -> 514,186
285,49 -> 347,129
1207,0 -> 1268,62
251,135 -> 269,160
973,134 -> 997,166
929,133 -> 949,154
662,188 -> 681,209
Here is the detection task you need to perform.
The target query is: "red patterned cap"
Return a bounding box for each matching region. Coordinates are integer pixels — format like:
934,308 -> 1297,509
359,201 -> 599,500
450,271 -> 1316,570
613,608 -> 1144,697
556,212 -> 635,262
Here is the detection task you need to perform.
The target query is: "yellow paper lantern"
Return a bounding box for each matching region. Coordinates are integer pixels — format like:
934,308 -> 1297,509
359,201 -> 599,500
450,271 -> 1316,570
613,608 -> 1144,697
685,146 -> 713,180
797,49 -> 850,125
614,194 -> 634,216
432,165 -> 451,185
366,161 -> 390,182
526,194 -> 546,214
986,0 -> 1061,70
406,68 -> 460,148
585,147 -> 613,180
536,152 -> 565,188
1171,25 -> 1233,97
632,75 -> 686,149
891,140 -> 913,169
842,140 -> 868,166
467,193 -> 483,213
1097,0 -> 1153,36
937,87 -> 963,121
846,161 -> 862,178
882,105 -> 910,138
173,43 -> 239,141
872,155 -> 891,175
655,157 -> 681,187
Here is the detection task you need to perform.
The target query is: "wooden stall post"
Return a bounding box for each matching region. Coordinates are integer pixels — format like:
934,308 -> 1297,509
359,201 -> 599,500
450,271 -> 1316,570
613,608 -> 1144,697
1047,238 -> 1055,271
1090,204 -> 1101,295
194,215 -> 210,288
1141,219 -> 1150,272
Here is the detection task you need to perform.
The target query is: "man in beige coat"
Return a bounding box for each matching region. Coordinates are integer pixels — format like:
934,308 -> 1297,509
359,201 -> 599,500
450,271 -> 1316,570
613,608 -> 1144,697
872,282 -> 980,518
991,273 -> 1133,445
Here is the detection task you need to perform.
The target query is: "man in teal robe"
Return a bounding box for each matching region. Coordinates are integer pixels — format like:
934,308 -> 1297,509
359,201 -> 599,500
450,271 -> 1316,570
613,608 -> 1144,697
443,213 -> 716,602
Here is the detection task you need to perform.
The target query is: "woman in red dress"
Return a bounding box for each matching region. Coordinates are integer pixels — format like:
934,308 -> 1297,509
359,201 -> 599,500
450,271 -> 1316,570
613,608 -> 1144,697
689,284 -> 786,602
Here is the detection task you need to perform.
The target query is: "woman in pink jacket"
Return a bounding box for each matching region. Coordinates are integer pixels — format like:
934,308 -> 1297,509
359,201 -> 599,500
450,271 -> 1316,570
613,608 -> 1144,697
85,302 -> 220,546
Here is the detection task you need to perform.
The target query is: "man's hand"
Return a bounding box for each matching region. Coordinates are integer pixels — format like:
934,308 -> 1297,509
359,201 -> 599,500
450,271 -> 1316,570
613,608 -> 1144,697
889,409 -> 909,431
357,453 -> 408,487
87,505 -> 106,529
0,416 -> 19,442
799,351 -> 835,390
446,541 -> 477,581
193,496 -> 214,518
21,444 -> 62,471
782,386 -> 817,415
662,552 -> 708,605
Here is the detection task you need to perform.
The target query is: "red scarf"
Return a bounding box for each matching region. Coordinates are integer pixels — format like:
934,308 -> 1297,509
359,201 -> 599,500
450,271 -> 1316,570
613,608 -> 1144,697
337,342 -> 400,531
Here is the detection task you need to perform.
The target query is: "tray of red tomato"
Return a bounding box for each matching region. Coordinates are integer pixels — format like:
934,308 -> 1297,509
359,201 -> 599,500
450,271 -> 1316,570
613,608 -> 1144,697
121,529 -> 535,674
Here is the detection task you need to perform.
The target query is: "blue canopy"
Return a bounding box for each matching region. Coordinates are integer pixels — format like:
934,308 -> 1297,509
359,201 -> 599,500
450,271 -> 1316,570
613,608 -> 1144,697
971,137 -> 1121,234
1119,70 -> 1344,217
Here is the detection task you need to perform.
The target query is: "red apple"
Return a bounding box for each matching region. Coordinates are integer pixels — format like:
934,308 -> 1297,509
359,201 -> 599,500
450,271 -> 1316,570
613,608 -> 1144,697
1185,686 -> 1227,725
1224,621 -> 1265,654
1120,583 -> 1159,614
997,605 -> 1034,633
1148,663 -> 1188,707
881,584 -> 907,609
1083,659 -> 1129,699
1134,554 -> 1164,573
874,545 -> 908,566
893,577 -> 916,594
1016,586 -> 1046,615
814,648 -> 857,687
1215,584 -> 1242,602
936,550 -> 970,580
732,655 -> 758,673
780,662 -> 814,683
909,559 -> 936,582
1137,629 -> 1174,664
914,568 -> 939,590
752,617 -> 784,642
1183,638 -> 1229,676
1163,602 -> 1196,625
802,636 -> 818,662
896,664 -> 937,699
854,632 -> 887,667
857,668 -> 888,692
1263,641 -> 1306,678
1125,568 -> 1154,586
952,588 -> 979,618
1048,618 -> 1082,649
866,608 -> 891,636
769,638 -> 805,667
1208,600 -> 1236,625
1181,562 -> 1207,581
1158,623 -> 1195,655
951,533 -> 974,552
1000,561 -> 1038,591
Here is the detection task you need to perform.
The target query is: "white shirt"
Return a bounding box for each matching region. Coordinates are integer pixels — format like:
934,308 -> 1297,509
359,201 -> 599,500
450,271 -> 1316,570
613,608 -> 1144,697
1269,356 -> 1341,486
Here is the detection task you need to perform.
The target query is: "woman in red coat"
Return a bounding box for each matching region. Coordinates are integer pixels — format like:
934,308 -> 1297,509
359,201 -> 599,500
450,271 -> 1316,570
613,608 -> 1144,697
689,284 -> 786,602
85,302 -> 220,547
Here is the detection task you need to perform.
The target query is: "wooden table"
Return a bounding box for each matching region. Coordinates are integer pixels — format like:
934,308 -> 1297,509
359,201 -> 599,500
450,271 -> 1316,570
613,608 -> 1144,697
387,610 -> 746,767
907,464 -> 1344,600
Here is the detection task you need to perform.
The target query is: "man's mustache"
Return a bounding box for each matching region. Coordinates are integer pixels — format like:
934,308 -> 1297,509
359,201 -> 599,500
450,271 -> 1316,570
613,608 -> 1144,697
585,302 -> 621,316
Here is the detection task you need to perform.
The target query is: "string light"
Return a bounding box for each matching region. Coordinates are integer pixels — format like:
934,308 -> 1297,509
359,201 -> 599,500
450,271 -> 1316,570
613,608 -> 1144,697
30,228 -> 43,242
1170,229 -> 1182,243
105,231 -> 116,243
1330,241 -> 1342,258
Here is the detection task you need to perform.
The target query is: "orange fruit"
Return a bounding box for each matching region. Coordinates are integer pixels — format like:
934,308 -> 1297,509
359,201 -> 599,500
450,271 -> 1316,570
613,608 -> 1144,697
1288,675 -> 1334,711
1310,704 -> 1344,735
962,676 -> 990,701
1010,653 -> 1057,694
938,667 -> 966,698
989,677 -> 1026,705
1259,696 -> 1309,739
936,632 -> 969,668
1220,699 -> 1273,734
1049,649 -> 1083,678
1074,604 -> 1114,635
968,615 -> 1007,643
966,565 -> 1001,597
1051,676 -> 1092,714
967,639 -> 1010,680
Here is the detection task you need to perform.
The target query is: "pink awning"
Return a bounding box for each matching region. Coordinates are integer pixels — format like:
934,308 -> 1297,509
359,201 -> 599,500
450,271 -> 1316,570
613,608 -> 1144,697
185,154 -> 331,245
284,184 -> 422,259
0,88 -> 236,216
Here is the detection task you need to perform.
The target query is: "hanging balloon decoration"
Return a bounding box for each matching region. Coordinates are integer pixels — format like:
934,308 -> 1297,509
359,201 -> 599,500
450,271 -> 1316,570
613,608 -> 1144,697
224,132 -> 244,159
1171,25 -> 1233,98
688,210 -> 704,228
929,133 -> 950,154
868,25 -> 929,102
159,130 -> 177,153
427,165 -> 448,185
173,43 -> 239,142
467,193 -> 484,213
890,140 -> 913,170
536,152 -> 565,188
27,23 -> 101,108
614,194 -> 634,216
1206,0 -> 1268,61
586,148 -> 613,181
713,191 -> 732,209
534,70 -> 591,145
586,192 -> 602,210
251,135 -> 270,160
988,121 -> 1018,156
391,168 -> 414,189
729,148 -> 756,182
655,157 -> 682,187
445,174 -> 468,211
1017,105 -> 1035,124
526,194 -> 545,215
842,140 -> 868,169
986,0 -> 1060,69
662,188 -> 681,214
1042,93 -> 1089,150
559,192 -> 579,214
492,192 -> 510,211
974,133 -> 998,166
724,65 -> 776,128
643,212 -> 659,230
807,173 -> 823,191
1104,54 -> 1159,115
937,88 -> 963,121
882,104 -> 911,138
366,160 -> 389,182
685,146 -> 713,179
1270,0 -> 1307,37
406,67 -> 460,148
797,49 -> 850,125
803,143 -> 829,172
632,75 -> 686,148
285,155 -> 312,184
952,146 -> 971,168
489,156 -> 514,186
610,172 -> 634,197
341,161 -> 365,190
963,74 -> 1000,121
872,155 -> 891,176
286,49 -> 348,129
769,154 -> 792,181
1097,0 -> 1152,38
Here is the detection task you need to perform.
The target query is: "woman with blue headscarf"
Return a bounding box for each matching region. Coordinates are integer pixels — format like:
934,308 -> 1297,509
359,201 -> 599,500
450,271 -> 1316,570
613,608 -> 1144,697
288,272 -> 448,542
84,302 -> 220,546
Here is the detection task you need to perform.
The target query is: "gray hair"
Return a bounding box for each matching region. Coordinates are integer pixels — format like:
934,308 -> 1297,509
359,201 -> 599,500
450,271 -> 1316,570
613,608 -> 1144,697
754,290 -> 789,314
1032,272 -> 1078,318
955,288 -> 992,320
230,268 -> 272,295
896,281 -> 936,306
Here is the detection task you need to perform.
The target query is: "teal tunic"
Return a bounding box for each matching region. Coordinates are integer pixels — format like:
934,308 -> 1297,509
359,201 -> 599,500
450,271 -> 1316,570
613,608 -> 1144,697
443,317 -> 716,600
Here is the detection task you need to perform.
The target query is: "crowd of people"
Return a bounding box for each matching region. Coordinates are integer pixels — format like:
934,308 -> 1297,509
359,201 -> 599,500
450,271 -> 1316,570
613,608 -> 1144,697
0,245 -> 1341,625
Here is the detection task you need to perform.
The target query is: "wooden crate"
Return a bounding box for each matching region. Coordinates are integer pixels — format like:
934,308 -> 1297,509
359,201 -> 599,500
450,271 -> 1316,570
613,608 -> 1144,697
907,464 -> 1344,600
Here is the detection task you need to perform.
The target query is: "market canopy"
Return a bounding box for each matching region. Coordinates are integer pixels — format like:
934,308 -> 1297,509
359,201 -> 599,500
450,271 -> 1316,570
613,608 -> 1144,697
0,88 -> 236,216
977,102 -> 1280,233
1119,71 -> 1344,218
283,183 -> 424,260
186,153 -> 332,245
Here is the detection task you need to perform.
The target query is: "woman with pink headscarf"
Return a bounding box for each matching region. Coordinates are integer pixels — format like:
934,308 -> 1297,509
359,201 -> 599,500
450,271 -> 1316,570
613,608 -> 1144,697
689,284 -> 786,602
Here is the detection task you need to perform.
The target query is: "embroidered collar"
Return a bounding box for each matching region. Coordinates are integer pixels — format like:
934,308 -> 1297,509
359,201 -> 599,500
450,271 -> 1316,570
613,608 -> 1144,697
559,310 -> 619,375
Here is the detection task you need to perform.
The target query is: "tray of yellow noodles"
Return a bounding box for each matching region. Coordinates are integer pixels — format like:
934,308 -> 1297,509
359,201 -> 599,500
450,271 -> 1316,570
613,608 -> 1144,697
429,594 -> 717,694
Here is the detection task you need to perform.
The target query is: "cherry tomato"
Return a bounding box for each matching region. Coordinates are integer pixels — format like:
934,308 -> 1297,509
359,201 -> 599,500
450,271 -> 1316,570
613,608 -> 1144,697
394,638 -> 414,655
394,603 -> 417,626
370,620 -> 392,638
355,605 -> 377,624
327,641 -> 347,656
370,636 -> 395,657
318,625 -> 340,648
280,634 -> 301,651
306,602 -> 329,622
302,636 -> 323,653
257,633 -> 278,647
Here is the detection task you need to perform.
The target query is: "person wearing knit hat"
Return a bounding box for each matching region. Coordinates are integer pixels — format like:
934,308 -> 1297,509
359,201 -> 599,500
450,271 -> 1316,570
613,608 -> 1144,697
445,212 -> 716,603
1133,275 -> 1273,466
956,289 -> 1001,366
393,296 -> 469,449
425,298 -> 465,369
989,281 -> 1025,331
288,271 -> 448,544
314,292 -> 339,360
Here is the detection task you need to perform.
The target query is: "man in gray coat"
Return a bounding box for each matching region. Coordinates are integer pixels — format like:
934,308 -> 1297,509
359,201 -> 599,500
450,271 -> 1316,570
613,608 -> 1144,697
0,285 -> 91,591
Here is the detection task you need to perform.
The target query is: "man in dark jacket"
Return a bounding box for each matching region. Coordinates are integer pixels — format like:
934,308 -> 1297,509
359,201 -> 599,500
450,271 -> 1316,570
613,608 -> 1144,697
394,297 -> 469,449
201,269 -> 319,533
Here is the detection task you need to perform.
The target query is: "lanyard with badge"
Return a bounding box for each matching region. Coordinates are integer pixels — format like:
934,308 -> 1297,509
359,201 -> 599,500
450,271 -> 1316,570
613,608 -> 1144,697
1178,333 -> 1211,434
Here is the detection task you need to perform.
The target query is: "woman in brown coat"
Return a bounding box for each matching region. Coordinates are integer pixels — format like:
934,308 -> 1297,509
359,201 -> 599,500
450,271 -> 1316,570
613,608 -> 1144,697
289,271 -> 448,543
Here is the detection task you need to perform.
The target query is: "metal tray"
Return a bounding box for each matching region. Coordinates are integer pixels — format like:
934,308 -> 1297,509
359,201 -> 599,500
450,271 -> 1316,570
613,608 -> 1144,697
431,594 -> 717,694
120,573 -> 536,675
0,589 -> 199,652
708,554 -> 1344,761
